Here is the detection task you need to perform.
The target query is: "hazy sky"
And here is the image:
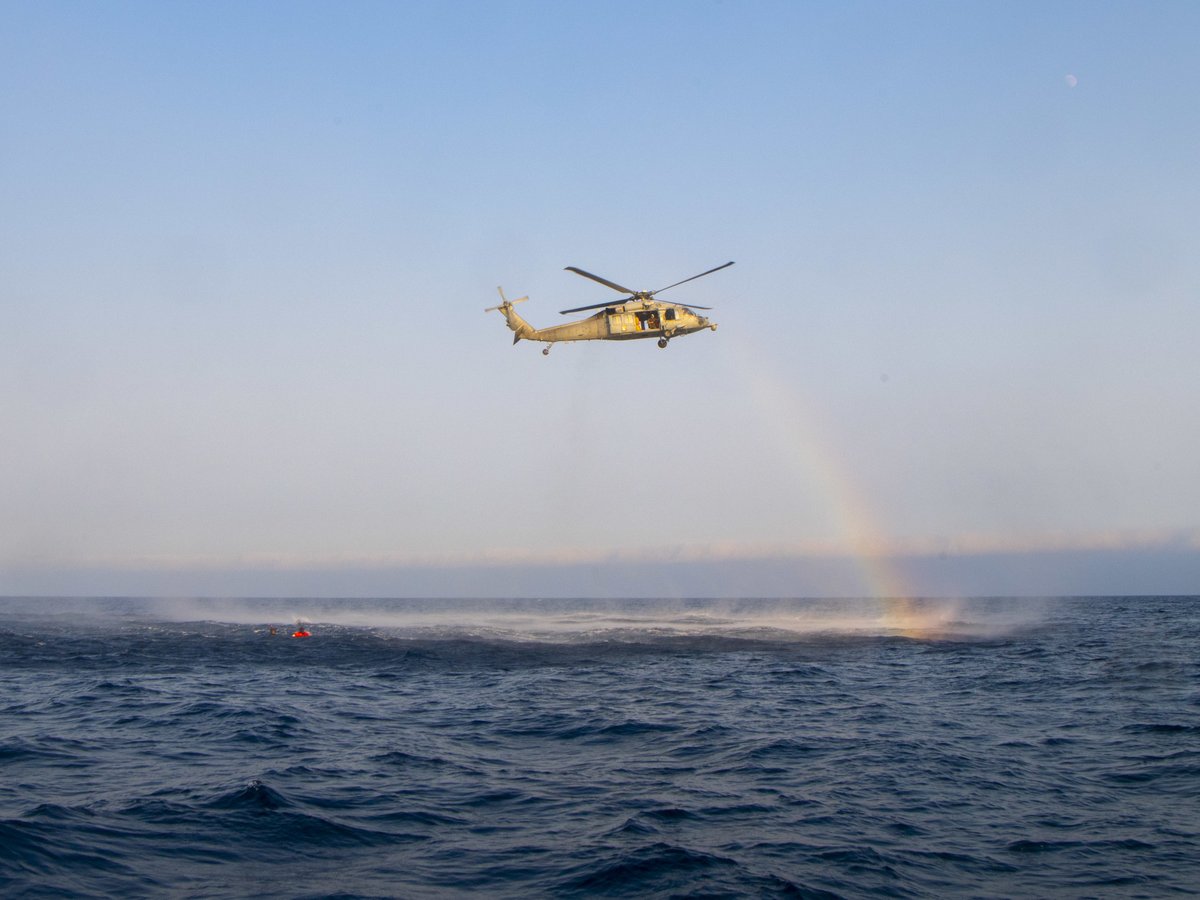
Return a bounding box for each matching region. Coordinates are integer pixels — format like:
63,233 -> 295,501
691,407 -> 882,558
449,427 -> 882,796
3,1 -> 1198,597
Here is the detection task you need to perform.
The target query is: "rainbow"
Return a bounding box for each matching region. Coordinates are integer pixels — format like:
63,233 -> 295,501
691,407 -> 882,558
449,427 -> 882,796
729,338 -> 941,636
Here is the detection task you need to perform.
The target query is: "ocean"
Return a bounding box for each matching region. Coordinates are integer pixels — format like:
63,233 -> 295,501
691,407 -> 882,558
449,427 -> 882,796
0,596 -> 1196,898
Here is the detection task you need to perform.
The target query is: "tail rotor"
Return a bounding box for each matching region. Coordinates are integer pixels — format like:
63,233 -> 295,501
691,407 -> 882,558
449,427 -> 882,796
484,286 -> 528,313
486,287 -> 535,344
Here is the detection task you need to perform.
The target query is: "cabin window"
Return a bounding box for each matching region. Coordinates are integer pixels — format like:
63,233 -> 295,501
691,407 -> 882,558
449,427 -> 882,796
665,308 -> 677,321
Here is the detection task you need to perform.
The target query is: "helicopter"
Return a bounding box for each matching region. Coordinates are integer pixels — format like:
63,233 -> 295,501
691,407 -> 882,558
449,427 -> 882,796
486,261 -> 733,355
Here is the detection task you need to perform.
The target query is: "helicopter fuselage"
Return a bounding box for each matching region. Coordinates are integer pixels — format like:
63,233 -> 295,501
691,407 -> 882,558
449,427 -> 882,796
526,300 -> 714,345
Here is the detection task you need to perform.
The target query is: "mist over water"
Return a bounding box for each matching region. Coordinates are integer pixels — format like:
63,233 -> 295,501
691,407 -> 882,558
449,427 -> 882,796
1,595 -> 1057,641
1,596 -> 1196,898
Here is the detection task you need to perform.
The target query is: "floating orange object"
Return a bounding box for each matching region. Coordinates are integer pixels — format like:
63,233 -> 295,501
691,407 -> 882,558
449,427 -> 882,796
292,630 -> 311,638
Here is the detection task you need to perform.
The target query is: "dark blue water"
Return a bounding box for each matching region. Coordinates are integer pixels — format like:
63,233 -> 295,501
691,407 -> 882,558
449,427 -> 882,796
1,597 -> 1197,898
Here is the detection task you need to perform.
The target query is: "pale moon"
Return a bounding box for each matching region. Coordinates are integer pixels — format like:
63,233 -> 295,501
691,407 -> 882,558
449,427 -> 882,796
1065,74 -> 1078,88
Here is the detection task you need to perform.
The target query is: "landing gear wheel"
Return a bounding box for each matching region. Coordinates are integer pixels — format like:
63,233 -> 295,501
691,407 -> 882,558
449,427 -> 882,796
657,338 -> 669,349
542,346 -> 551,356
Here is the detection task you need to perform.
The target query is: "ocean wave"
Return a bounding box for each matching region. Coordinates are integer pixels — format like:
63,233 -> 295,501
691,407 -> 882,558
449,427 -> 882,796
1,596 -> 1198,898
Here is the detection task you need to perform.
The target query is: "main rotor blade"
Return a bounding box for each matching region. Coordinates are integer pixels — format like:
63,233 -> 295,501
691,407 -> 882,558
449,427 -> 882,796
561,300 -> 714,315
559,299 -> 630,315
564,266 -> 636,295
652,260 -> 735,296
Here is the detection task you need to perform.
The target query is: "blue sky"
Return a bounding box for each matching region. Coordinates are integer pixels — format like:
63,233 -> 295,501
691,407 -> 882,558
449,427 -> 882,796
2,1 -> 1198,597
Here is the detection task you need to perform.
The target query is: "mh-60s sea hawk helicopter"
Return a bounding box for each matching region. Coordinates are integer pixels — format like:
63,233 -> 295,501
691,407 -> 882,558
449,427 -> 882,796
486,261 -> 733,355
